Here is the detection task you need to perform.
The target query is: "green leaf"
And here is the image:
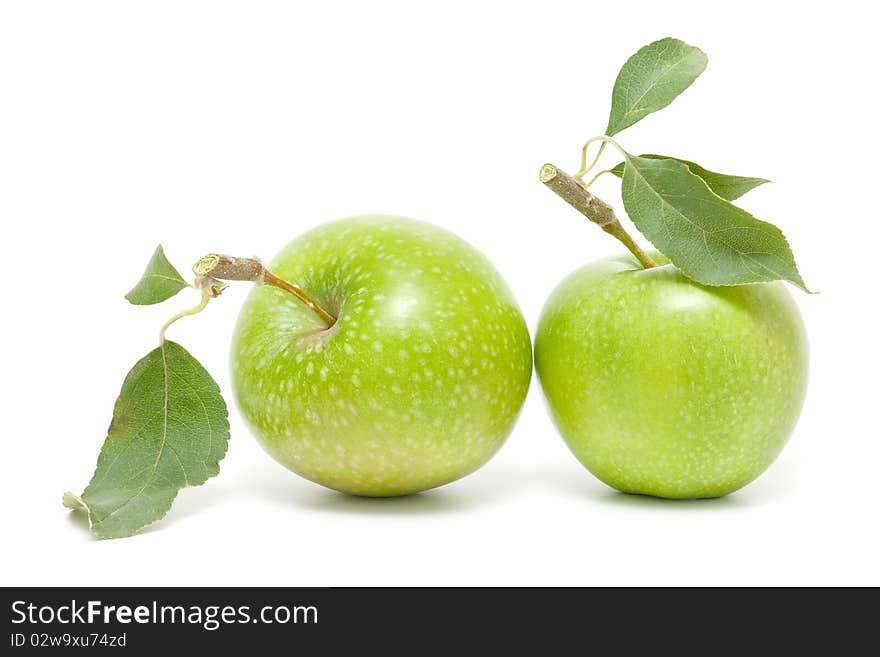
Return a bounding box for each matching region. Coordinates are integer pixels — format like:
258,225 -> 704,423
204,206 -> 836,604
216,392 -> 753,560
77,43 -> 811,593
620,154 -> 808,290
64,341 -> 230,539
609,155 -> 769,201
606,37 -> 708,136
125,245 -> 189,304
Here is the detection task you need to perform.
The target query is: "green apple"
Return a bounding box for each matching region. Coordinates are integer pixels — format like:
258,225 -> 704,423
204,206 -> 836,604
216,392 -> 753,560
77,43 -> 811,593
230,216 -> 532,496
535,253 -> 808,499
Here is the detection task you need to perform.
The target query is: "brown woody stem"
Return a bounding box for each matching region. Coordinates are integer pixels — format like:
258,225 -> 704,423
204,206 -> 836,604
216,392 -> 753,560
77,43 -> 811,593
193,254 -> 336,327
539,163 -> 657,269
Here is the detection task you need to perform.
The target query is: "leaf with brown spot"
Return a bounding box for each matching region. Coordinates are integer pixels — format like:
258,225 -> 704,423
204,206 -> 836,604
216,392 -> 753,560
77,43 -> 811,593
64,341 -> 230,539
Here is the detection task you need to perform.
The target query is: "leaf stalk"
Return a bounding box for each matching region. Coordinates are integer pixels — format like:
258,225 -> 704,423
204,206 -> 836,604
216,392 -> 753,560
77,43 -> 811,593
159,286 -> 213,343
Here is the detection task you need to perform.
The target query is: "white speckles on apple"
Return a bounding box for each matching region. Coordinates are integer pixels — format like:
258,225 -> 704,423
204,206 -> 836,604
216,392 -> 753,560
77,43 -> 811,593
535,254 -> 808,499
229,216 -> 532,496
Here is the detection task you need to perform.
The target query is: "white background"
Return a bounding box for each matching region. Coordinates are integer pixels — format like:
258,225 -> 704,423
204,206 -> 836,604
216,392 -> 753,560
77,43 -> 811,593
2,1 -> 877,586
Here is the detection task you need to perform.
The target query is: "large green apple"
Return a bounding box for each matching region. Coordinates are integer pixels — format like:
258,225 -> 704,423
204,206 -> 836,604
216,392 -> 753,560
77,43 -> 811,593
231,216 -> 532,496
535,253 -> 808,498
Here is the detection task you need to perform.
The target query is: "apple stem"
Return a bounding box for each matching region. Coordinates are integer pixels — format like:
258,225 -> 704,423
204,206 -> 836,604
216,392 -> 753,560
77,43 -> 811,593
540,163 -> 657,269
192,254 -> 336,327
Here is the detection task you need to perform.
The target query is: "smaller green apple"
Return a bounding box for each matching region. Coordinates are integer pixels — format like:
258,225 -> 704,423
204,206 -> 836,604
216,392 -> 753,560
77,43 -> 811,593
535,253 -> 809,499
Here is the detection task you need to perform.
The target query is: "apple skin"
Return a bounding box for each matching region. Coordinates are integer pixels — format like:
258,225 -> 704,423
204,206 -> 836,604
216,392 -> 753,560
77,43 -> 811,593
535,253 -> 808,499
230,216 -> 532,496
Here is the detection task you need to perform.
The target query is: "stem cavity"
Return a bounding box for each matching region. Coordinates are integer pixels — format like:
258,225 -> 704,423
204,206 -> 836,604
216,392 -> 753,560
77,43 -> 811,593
540,163 -> 657,269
